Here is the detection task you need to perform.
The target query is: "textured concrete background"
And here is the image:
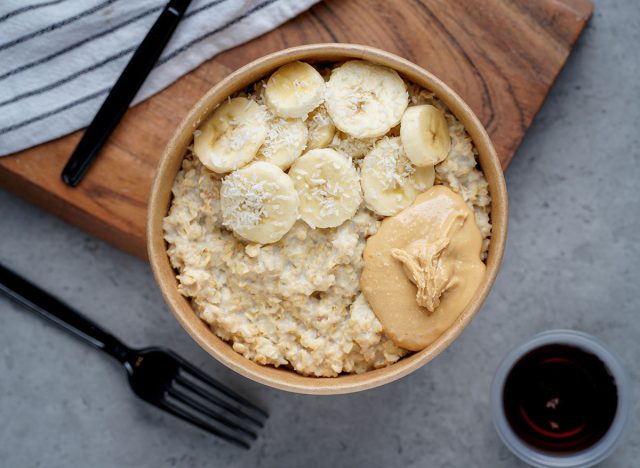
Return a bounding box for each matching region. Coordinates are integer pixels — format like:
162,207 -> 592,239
1,1 -> 638,466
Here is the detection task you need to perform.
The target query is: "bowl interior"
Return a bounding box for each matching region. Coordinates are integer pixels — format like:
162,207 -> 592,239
147,44 -> 508,394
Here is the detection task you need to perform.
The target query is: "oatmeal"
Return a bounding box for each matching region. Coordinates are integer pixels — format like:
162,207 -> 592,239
163,60 -> 492,377
164,155 -> 406,377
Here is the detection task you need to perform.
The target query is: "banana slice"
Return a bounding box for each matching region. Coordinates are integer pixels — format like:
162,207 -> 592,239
361,137 -> 435,216
264,61 -> 325,119
257,115 -> 308,169
289,148 -> 362,228
220,162 -> 299,244
329,131 -> 376,160
306,106 -> 335,150
194,97 -> 267,174
325,60 -> 408,139
400,104 -> 451,166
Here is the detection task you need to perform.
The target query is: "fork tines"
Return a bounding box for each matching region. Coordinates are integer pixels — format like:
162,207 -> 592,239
165,355 -> 268,449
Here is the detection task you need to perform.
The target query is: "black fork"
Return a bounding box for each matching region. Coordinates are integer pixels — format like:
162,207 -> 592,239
0,263 -> 267,449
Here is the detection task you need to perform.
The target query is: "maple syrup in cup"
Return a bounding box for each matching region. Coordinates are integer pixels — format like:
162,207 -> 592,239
491,330 -> 630,468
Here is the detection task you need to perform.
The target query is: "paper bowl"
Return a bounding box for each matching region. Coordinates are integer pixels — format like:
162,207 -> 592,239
147,44 -> 508,394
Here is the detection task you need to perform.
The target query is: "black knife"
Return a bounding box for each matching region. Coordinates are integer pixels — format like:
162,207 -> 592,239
61,0 -> 192,187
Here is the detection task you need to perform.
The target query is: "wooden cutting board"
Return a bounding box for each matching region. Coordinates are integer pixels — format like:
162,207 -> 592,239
0,0 -> 592,259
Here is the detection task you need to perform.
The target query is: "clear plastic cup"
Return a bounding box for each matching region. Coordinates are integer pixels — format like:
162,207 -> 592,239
490,330 -> 631,468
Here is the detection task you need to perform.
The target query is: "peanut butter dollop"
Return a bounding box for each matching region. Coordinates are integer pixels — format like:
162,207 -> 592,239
361,186 -> 485,351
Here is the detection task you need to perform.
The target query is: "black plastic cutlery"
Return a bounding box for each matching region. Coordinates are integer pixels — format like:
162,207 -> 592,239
61,0 -> 192,186
0,263 -> 267,448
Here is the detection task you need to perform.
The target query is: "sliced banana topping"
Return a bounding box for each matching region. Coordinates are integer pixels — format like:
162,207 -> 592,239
329,130 -> 377,160
289,148 -> 362,229
360,137 -> 435,216
400,104 -> 451,166
257,115 -> 308,169
220,162 -> 299,244
306,106 -> 336,150
325,60 -> 408,139
264,61 -> 326,119
194,97 -> 267,174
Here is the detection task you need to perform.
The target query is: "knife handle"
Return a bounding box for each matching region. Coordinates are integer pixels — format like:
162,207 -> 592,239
61,0 -> 191,187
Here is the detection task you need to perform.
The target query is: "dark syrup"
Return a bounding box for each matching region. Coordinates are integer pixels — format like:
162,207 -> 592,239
502,344 -> 618,453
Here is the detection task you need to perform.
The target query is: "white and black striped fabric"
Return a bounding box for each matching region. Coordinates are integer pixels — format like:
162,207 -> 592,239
0,0 -> 320,156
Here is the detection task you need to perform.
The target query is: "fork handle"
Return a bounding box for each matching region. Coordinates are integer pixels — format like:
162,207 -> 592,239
0,263 -> 132,363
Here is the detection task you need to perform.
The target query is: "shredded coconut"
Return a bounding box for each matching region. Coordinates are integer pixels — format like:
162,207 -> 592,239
221,172 -> 272,229
257,113 -> 307,165
329,131 -> 376,159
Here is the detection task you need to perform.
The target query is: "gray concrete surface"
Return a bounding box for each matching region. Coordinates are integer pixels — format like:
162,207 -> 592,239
1,1 -> 639,467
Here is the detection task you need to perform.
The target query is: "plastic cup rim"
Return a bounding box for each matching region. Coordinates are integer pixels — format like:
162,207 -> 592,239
490,329 -> 630,468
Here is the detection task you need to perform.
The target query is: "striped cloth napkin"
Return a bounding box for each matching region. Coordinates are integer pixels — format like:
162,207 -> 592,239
0,0 -> 320,156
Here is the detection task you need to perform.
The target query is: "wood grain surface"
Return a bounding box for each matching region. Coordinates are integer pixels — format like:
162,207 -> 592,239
0,0 -> 593,259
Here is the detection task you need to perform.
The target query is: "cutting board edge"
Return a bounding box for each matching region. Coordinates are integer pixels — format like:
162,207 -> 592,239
501,0 -> 593,171
0,165 -> 148,259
